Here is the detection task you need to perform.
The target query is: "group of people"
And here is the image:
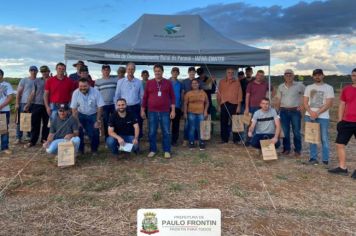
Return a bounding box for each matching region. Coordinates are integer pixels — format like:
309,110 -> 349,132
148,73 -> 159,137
0,62 -> 355,179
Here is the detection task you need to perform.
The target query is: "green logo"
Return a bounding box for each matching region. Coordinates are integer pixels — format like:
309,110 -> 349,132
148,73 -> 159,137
164,24 -> 181,34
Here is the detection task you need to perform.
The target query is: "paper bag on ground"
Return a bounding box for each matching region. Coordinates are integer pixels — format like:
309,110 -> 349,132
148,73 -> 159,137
232,115 -> 244,132
304,122 -> 320,144
260,139 -> 278,161
0,113 -> 7,134
20,112 -> 31,132
242,113 -> 252,125
200,120 -> 211,140
58,141 -> 75,167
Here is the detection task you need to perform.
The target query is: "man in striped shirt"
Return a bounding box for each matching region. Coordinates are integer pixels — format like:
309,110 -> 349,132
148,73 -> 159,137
95,65 -> 117,139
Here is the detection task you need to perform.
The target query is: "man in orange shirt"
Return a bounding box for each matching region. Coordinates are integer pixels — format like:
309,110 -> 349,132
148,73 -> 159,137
217,67 -> 243,144
184,79 -> 209,150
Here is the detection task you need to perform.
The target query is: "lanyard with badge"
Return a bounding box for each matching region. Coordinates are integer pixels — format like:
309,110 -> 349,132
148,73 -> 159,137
156,80 -> 162,97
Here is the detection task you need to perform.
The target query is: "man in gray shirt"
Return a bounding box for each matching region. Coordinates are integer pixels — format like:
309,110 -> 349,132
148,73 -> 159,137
248,97 -> 281,149
43,104 -> 80,155
95,64 -> 117,138
24,65 -> 51,147
275,69 -> 305,156
15,65 -> 37,143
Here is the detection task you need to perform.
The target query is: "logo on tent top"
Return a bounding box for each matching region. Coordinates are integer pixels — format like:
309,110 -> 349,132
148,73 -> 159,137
164,24 -> 181,34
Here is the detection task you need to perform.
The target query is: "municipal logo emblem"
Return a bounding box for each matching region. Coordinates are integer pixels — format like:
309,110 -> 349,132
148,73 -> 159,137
140,212 -> 159,235
164,24 -> 181,34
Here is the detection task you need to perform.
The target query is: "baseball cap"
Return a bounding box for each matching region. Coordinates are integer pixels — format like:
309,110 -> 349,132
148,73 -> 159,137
29,66 -> 38,72
102,64 -> 111,70
0,69 -> 3,76
284,69 -> 294,74
312,69 -> 324,75
40,65 -> 50,73
238,71 -> 245,76
171,67 -> 180,73
57,104 -> 69,111
73,60 -> 85,67
197,67 -> 204,75
79,65 -> 89,73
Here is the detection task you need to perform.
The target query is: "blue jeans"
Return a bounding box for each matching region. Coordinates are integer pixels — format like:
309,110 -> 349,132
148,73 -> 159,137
304,116 -> 330,161
188,113 -> 204,144
78,113 -> 100,153
280,109 -> 302,152
46,137 -> 80,154
251,133 -> 280,149
16,103 -> 31,140
148,111 -> 171,152
102,104 -> 115,138
106,136 -> 139,154
0,111 -> 10,150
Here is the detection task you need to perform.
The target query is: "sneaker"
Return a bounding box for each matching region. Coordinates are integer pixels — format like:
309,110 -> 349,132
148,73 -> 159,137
23,136 -> 31,142
351,170 -> 356,179
294,151 -> 302,157
14,139 -> 21,144
328,167 -> 348,176
280,150 -> 290,155
2,149 -> 12,155
182,140 -> 188,147
308,159 -> 319,165
147,152 -> 156,158
24,143 -> 35,148
164,152 -> 171,159
199,142 -> 206,150
189,142 -> 195,149
322,160 -> 329,165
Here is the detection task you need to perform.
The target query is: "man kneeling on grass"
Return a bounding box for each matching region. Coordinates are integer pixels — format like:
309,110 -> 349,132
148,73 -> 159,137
248,98 -> 281,150
43,104 -> 80,155
106,98 -> 139,157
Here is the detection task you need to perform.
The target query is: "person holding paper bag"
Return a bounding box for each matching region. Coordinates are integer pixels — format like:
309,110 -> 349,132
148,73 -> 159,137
106,98 -> 139,156
43,104 -> 80,154
303,69 -> 334,165
183,78 -> 209,150
248,98 -> 281,150
0,69 -> 15,155
329,68 -> 356,179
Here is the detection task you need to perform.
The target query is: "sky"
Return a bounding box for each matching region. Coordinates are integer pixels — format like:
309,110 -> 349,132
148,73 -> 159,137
0,0 -> 355,78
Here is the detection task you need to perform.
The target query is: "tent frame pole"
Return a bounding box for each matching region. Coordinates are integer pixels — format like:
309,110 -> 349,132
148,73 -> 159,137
268,63 -> 271,101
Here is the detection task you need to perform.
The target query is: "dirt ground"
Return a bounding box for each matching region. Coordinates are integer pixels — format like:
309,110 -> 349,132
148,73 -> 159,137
0,114 -> 355,236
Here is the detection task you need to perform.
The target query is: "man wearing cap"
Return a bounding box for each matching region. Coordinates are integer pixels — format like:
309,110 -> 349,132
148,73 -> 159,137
70,61 -> 94,87
106,98 -> 139,156
117,67 -> 126,80
71,78 -> 105,155
114,62 -> 144,138
304,69 -> 334,165
43,104 -> 80,155
24,65 -> 51,147
95,64 -> 117,138
44,62 -> 75,121
69,60 -> 85,82
141,70 -> 149,90
15,65 -> 37,144
141,64 -> 176,159
0,69 -> 15,154
275,69 -> 305,156
170,67 -> 183,146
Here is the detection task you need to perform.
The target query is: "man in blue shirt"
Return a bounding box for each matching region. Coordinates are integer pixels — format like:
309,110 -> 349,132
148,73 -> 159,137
170,67 -> 183,146
71,78 -> 105,155
113,62 -> 144,138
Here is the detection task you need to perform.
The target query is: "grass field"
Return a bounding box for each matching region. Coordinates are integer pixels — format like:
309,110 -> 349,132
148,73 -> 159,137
0,88 -> 355,235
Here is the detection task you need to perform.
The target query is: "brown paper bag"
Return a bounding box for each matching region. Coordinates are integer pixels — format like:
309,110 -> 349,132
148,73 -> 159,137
260,139 -> 278,161
304,122 -> 320,144
58,141 -> 75,167
232,115 -> 244,132
0,113 -> 7,134
242,113 -> 252,125
200,119 -> 211,140
20,112 -> 32,132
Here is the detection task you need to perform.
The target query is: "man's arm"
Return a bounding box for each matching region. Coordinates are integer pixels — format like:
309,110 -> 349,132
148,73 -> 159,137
272,118 -> 281,144
303,96 -> 318,119
338,100 -> 346,122
15,86 -> 24,110
0,94 -> 13,110
248,120 -> 256,137
133,123 -> 139,145
316,98 -> 333,116
108,126 -> 125,146
24,90 -> 35,112
245,93 -> 250,114
44,90 -> 51,115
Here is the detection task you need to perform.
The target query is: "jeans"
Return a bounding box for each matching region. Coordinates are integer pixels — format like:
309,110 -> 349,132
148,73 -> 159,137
304,116 -> 330,161
220,102 -> 241,143
106,135 -> 139,154
148,111 -> 171,152
30,104 -> 49,145
0,111 -> 10,150
78,113 -> 100,153
127,103 -> 143,138
251,133 -> 280,149
188,113 -> 204,144
280,109 -> 302,152
171,108 -> 182,144
46,137 -> 80,154
102,104 -> 115,139
16,103 -> 31,140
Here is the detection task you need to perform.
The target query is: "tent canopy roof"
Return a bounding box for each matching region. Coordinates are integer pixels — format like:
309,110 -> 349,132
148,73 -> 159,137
65,14 -> 270,66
